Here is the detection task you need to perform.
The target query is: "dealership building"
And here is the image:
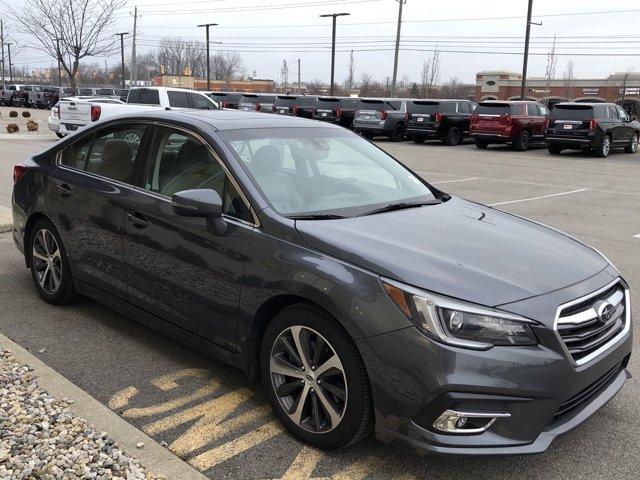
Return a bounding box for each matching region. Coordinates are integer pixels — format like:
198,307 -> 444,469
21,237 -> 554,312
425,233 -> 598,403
476,71 -> 640,109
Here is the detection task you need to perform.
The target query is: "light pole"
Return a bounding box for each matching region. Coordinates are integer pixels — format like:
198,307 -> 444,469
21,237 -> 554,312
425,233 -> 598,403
115,32 -> 128,89
320,12 -> 350,96
197,23 -> 218,91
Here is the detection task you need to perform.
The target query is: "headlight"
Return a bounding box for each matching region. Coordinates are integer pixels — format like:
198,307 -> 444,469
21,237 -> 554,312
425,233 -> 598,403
382,279 -> 538,350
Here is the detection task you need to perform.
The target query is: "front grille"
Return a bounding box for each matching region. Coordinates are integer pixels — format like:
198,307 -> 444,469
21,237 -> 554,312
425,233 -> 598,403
555,361 -> 623,419
556,281 -> 628,365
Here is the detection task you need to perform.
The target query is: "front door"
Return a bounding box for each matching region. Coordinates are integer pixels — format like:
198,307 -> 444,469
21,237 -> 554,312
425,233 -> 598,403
48,123 -> 149,299
122,125 -> 256,350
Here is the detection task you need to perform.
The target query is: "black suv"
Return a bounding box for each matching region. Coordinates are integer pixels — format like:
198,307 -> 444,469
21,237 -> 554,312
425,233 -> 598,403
293,96 -> 318,119
272,95 -> 299,116
338,97 -> 359,129
352,98 -> 408,141
238,93 -> 276,113
207,92 -> 242,109
407,99 -> 476,146
546,102 -> 640,157
312,97 -> 341,123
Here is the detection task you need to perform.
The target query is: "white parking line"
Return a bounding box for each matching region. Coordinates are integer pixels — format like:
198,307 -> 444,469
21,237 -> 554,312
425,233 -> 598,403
489,189 -> 588,207
431,177 -> 479,185
634,234 -> 640,238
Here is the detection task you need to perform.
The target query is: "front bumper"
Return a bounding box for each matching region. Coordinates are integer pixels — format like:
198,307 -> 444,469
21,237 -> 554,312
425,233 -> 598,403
360,269 -> 632,455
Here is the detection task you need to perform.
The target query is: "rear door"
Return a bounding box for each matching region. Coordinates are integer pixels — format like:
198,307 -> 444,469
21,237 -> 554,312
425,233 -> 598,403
608,105 -> 626,145
615,106 -> 634,143
122,124 -> 256,349
48,122 -> 150,300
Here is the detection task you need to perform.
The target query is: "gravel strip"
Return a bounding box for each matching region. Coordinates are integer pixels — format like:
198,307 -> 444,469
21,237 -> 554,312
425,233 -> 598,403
0,348 -> 157,479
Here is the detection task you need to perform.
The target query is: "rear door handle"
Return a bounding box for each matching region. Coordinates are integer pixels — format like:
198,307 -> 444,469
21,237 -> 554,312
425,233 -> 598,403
57,183 -> 72,197
127,212 -> 149,229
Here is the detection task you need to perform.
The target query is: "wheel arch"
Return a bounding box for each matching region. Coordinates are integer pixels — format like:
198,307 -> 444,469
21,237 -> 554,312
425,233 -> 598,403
23,212 -> 52,268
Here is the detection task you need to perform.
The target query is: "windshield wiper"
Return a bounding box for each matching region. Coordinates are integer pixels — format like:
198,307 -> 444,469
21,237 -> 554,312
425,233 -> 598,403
357,200 -> 441,217
287,213 -> 346,220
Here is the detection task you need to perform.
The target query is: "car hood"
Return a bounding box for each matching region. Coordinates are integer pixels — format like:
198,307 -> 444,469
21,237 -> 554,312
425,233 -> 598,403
295,197 -> 608,307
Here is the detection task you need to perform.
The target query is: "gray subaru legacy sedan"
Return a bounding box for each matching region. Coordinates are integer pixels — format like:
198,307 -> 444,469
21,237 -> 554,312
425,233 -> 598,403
11,110 -> 632,455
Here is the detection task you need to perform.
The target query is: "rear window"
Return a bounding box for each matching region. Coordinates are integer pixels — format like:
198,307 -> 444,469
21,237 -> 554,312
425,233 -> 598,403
208,93 -> 227,101
240,94 -> 258,104
358,99 -> 385,111
551,105 -> 595,121
410,101 -> 439,114
297,97 -> 317,107
78,89 -> 93,95
274,96 -> 297,107
226,93 -> 243,103
258,94 -> 276,103
317,97 -> 340,108
340,98 -> 359,109
128,89 -> 160,105
475,103 -> 511,115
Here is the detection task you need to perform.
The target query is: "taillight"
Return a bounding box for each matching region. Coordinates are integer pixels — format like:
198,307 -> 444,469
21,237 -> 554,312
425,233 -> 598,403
404,111 -> 409,122
470,114 -> 479,124
255,102 -> 261,111
55,104 -> 60,119
223,101 -> 229,108
13,164 -> 27,184
589,119 -> 598,131
380,110 -> 388,120
293,105 -> 300,115
90,105 -> 101,122
499,115 -> 512,126
312,109 -> 317,116
435,112 -> 443,123
335,108 -> 342,118
272,105 -> 276,112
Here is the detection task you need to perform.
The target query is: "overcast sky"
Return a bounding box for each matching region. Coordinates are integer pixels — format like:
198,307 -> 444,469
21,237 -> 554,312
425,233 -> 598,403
5,0 -> 640,84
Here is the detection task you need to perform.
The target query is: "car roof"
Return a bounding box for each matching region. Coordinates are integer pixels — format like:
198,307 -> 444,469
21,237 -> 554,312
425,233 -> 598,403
554,102 -> 614,107
479,100 -> 535,104
106,109 -> 342,131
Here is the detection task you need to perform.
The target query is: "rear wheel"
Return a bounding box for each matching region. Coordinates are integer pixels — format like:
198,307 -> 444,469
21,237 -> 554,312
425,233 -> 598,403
548,144 -> 562,155
475,140 -> 489,149
390,123 -> 405,142
261,305 -> 373,450
29,218 -> 77,305
595,135 -> 611,158
444,127 -> 462,146
513,130 -> 530,151
624,133 -> 638,154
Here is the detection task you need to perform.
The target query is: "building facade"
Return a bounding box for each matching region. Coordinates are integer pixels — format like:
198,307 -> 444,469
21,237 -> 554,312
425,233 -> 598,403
152,75 -> 275,93
476,71 -> 640,108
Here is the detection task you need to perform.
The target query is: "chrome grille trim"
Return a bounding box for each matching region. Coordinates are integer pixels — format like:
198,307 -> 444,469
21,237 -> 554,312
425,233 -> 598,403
554,278 -> 630,367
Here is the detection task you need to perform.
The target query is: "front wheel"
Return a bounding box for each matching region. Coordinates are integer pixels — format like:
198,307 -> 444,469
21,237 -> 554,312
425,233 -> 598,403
513,130 -> 530,151
624,133 -> 638,154
29,218 -> 77,304
261,305 -> 373,450
444,127 -> 462,146
390,123 -> 405,142
595,135 -> 611,158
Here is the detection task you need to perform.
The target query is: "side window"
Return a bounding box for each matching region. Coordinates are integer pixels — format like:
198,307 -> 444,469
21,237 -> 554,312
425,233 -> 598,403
459,102 -> 471,114
61,135 -> 93,170
607,106 -> 619,119
85,124 -> 147,183
617,107 -> 629,121
144,127 -> 252,222
539,105 -> 549,116
167,91 -> 190,108
188,93 -> 214,110
440,103 -> 456,114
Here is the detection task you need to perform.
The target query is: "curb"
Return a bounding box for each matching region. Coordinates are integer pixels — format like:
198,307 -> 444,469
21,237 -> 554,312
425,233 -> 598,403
0,332 -> 209,480
0,206 -> 12,234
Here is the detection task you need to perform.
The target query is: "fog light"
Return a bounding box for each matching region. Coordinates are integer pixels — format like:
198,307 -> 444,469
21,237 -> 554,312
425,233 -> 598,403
433,409 -> 511,434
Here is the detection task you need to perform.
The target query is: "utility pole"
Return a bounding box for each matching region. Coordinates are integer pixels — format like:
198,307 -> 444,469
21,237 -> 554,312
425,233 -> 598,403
391,0 -> 406,97
297,58 -> 301,94
520,0 -> 537,100
131,6 -> 138,86
115,33 -> 128,89
320,12 -> 350,96
7,42 -> 12,83
55,38 -> 62,87
197,23 -> 218,91
621,73 -> 629,103
0,20 -> 5,85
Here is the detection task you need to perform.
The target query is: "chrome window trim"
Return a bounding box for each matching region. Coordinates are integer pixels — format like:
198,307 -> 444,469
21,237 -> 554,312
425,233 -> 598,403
149,121 -> 260,228
553,277 -> 631,367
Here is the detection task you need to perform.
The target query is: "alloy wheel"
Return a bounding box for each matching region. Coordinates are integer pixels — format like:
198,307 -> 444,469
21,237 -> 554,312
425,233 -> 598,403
632,134 -> 638,152
32,229 -> 62,295
269,325 -> 347,434
603,136 -> 611,156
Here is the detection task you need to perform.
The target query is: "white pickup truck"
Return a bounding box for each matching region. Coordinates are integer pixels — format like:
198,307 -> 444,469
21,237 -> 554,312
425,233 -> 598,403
57,87 -> 219,137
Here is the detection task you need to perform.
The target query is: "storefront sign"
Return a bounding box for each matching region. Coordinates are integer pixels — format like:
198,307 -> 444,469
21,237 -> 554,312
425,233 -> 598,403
582,88 -> 600,95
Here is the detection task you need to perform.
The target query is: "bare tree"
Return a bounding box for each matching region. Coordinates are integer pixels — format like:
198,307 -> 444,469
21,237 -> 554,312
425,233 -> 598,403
212,52 -> 243,81
346,50 -> 356,92
420,47 -> 441,98
280,59 -> 289,91
544,35 -> 558,103
562,60 -> 575,100
5,0 -> 125,89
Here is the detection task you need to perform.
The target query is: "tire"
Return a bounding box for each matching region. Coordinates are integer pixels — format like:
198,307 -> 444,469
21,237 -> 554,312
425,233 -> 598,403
595,135 -> 611,158
624,133 -> 639,154
475,140 -> 489,149
444,127 -> 462,146
55,132 -> 64,139
390,123 -> 405,142
413,137 -> 426,144
260,304 -> 373,450
512,130 -> 530,151
548,144 -> 562,155
28,218 -> 77,305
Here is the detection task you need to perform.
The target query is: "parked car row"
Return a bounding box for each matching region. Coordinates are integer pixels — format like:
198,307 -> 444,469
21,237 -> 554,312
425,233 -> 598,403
0,84 -> 129,108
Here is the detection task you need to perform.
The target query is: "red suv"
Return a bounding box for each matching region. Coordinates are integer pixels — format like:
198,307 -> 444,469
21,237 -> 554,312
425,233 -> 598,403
470,100 -> 550,151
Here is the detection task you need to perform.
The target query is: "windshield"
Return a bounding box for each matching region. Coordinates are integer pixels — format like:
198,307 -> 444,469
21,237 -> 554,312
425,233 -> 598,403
221,127 -> 435,217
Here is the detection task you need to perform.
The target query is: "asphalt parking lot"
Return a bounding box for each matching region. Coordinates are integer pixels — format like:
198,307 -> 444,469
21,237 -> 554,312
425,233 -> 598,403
0,135 -> 639,479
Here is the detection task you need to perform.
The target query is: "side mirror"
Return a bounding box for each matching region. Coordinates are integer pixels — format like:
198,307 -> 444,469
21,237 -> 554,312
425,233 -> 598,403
172,189 -> 226,235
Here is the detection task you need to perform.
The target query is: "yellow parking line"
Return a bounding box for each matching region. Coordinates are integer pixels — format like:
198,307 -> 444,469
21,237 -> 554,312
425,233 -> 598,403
152,368 -> 211,391
281,445 -> 324,479
108,386 -> 139,410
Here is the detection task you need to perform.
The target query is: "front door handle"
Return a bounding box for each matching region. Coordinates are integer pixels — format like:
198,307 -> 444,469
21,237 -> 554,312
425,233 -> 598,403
57,183 -> 72,197
127,212 -> 149,229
